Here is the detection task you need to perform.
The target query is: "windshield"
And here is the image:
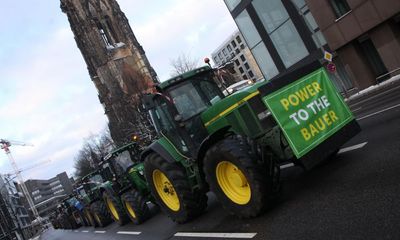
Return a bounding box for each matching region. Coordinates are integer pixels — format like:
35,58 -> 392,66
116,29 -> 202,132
115,150 -> 133,173
89,174 -> 103,185
168,79 -> 223,121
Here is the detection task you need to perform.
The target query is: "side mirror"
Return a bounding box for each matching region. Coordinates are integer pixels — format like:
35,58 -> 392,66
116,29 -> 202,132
174,114 -> 183,122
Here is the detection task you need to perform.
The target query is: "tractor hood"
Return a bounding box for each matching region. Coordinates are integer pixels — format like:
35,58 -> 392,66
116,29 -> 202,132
201,80 -> 267,130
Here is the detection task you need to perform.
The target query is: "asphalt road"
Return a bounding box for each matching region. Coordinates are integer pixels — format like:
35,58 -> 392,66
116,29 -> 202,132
41,85 -> 400,240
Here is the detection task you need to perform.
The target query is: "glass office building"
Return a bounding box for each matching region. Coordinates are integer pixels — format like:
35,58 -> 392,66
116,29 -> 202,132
224,0 -> 326,82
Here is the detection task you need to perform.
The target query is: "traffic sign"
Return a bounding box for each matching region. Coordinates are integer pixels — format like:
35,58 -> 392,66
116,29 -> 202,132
324,51 -> 333,62
327,63 -> 336,73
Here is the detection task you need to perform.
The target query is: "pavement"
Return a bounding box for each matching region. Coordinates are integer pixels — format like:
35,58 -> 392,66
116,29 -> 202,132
346,74 -> 400,105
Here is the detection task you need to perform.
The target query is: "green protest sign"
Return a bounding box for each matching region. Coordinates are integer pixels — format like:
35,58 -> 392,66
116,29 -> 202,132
263,68 -> 354,158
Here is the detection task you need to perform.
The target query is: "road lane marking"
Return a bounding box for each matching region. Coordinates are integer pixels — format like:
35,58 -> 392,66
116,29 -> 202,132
338,142 -> 367,154
74,230 -> 79,232
95,231 -> 106,234
174,232 -> 257,238
81,230 -> 89,233
117,231 -> 141,235
280,163 -> 295,169
357,103 -> 400,121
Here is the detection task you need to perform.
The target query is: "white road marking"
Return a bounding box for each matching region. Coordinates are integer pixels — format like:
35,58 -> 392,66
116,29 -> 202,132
338,142 -> 367,154
174,232 -> 257,238
95,231 -> 106,234
74,230 -> 79,232
116,231 -> 141,235
81,230 -> 89,233
357,103 -> 400,121
280,163 -> 295,169
352,107 -> 362,112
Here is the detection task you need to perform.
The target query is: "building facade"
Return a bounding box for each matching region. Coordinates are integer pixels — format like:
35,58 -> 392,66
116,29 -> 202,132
61,0 -> 158,145
0,174 -> 32,240
212,30 -> 263,82
306,0 -> 400,89
24,172 -> 73,218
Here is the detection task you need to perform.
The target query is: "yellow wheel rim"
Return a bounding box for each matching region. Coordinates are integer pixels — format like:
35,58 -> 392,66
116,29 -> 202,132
86,212 -> 93,225
216,161 -> 251,205
94,213 -> 101,224
125,201 -> 137,219
106,198 -> 120,221
152,169 -> 180,211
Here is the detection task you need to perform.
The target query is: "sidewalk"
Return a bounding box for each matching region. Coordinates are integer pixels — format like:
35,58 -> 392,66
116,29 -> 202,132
345,74 -> 400,105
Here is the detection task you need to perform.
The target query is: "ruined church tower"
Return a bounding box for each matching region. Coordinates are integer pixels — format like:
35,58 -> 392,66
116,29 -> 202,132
61,0 -> 158,145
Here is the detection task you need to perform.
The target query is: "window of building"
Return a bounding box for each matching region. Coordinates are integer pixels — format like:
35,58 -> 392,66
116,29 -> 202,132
225,0 -> 241,11
235,49 -> 240,54
239,67 -> 244,73
329,0 -> 351,18
248,70 -> 254,78
231,52 -> 235,58
218,52 -> 223,59
213,57 -> 219,64
222,49 -> 228,56
253,0 -> 309,68
358,37 -> 388,79
244,62 -> 250,69
234,59 -> 240,66
236,35 -> 242,44
252,42 -> 279,79
231,40 -> 237,48
242,74 -> 248,79
240,54 -> 246,62
227,45 -> 232,52
32,190 -> 40,195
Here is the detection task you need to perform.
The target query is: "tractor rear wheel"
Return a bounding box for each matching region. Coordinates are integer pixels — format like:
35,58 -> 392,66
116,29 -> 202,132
103,192 -> 129,226
203,135 -> 272,218
144,153 -> 207,223
90,201 -> 112,228
121,190 -> 150,225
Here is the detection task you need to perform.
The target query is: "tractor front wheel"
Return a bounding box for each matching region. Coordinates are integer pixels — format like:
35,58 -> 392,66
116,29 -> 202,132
203,135 -> 272,218
90,201 -> 112,228
144,153 -> 207,223
121,190 -> 150,225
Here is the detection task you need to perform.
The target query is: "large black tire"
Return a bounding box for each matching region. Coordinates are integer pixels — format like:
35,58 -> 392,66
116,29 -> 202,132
90,201 -> 112,228
121,190 -> 150,225
84,208 -> 97,227
103,192 -> 129,226
144,153 -> 207,223
203,135 -> 272,218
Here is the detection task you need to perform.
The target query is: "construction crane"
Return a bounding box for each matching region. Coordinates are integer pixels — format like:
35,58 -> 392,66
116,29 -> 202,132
5,159 -> 52,176
0,139 -> 41,221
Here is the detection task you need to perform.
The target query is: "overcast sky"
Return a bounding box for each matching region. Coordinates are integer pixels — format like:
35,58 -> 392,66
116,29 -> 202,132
0,0 -> 237,180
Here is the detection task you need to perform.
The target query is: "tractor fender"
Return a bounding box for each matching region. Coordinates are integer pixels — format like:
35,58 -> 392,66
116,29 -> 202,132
197,126 -> 232,163
140,141 -> 176,163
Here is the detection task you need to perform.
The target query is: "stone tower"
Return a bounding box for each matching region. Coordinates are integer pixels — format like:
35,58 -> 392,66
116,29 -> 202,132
60,0 -> 158,145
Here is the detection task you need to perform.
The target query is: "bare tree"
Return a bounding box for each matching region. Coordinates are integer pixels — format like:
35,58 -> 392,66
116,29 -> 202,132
73,128 -> 115,179
170,53 -> 200,77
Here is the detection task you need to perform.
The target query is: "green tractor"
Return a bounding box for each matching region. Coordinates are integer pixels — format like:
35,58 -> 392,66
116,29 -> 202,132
98,141 -> 152,225
54,200 -> 80,229
76,171 -> 113,227
141,61 -> 360,223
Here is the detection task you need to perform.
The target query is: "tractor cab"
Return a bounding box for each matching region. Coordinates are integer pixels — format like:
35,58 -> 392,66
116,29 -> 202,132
144,66 -> 225,156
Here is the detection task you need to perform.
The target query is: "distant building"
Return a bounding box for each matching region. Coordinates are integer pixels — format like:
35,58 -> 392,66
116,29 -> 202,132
24,172 -> 73,218
212,30 -> 263,82
306,0 -> 400,89
0,174 -> 33,240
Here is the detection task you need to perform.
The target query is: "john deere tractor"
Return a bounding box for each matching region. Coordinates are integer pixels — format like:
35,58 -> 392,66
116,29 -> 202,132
98,142 -> 153,225
141,61 -> 360,223
76,171 -> 113,227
